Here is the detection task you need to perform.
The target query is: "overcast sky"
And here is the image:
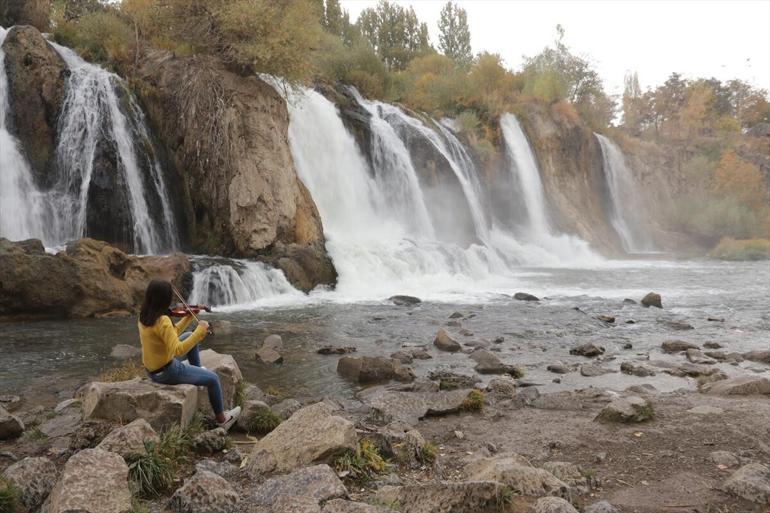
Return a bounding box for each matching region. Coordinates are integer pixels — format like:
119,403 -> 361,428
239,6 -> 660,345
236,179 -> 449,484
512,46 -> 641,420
340,0 -> 770,98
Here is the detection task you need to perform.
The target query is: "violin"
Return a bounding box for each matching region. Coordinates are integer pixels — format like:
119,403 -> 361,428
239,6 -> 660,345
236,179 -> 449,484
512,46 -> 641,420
169,304 -> 212,317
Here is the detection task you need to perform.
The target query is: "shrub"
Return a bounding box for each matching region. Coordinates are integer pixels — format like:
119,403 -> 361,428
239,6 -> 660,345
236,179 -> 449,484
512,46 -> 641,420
53,9 -> 136,67
245,407 -> 282,435
461,389 -> 484,412
332,439 -> 386,483
709,238 -> 770,261
126,441 -> 174,498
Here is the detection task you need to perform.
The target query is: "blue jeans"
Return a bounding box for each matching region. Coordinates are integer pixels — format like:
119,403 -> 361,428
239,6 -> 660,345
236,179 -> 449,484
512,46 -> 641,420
148,333 -> 224,415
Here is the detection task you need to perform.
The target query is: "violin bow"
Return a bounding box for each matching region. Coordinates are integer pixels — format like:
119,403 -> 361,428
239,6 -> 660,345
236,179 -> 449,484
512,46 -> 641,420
171,284 -> 201,324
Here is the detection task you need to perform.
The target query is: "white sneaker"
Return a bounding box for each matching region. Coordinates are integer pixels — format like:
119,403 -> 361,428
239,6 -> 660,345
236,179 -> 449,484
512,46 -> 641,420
219,406 -> 241,431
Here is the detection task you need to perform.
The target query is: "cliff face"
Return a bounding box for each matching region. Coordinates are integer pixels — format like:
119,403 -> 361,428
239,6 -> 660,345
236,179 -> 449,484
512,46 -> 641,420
134,51 -> 336,291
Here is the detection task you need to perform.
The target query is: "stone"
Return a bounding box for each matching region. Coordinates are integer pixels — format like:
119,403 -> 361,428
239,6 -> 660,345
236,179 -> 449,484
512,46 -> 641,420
244,384 -> 267,402
110,344 -> 141,359
514,292 -> 539,301
596,396 -> 654,423
596,315 -> 615,323
212,319 -> 234,336
434,329 -> 461,352
620,362 -> 656,377
723,463 -> 770,504
39,410 -> 82,438
641,292 -> 662,308
0,394 -> 21,412
170,470 -> 238,513
470,349 -> 517,375
318,346 -> 357,355
193,428 -> 228,454
400,429 -> 429,468
81,378 -> 198,430
429,371 -> 477,390
702,377 -> 770,396
337,356 -> 414,384
248,402 -> 356,474
266,496 -> 322,513
569,343 -> 604,358
486,376 -> 517,399
236,400 -> 274,433
54,398 -> 80,413
704,341 -> 723,349
547,363 -> 570,374
96,418 -> 159,458
623,298 -> 637,304
743,350 -> 770,364
666,363 -> 719,378
687,405 -> 724,415
249,464 -> 347,507
196,458 -> 237,479
449,311 -> 464,319
374,481 -> 502,513
541,461 -> 586,487
410,349 -> 433,360
583,501 -> 618,513
390,351 -> 414,364
263,334 -> 283,351
256,346 -> 283,365
685,349 -> 715,364
580,364 -> 614,377
389,295 -> 421,306
710,450 -> 741,468
69,421 -> 113,451
533,497 -> 578,513
46,449 -> 131,513
661,340 -> 698,353
199,349 -> 243,411
0,406 -> 24,440
359,387 -> 473,425
272,398 -> 302,419
2,456 -> 57,510
466,453 -> 569,497
660,320 -> 694,330
323,499 -> 397,513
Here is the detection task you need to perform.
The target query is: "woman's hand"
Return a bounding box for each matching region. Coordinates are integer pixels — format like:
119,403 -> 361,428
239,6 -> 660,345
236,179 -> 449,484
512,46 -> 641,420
198,320 -> 210,332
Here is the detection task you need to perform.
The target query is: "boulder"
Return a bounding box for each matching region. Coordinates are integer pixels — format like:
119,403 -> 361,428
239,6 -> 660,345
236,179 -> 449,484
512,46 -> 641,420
569,343 -> 604,358
96,418 -> 159,458
661,340 -> 699,353
0,394 -> 21,412
323,499 -> 397,513
466,453 -> 569,497
389,295 -> 421,306
390,350 -> 414,364
192,428 -> 228,454
620,362 -> 656,377
318,346 -> 357,355
110,344 -> 141,359
486,376 -> 517,399
46,449 -> 131,513
248,402 -> 356,474
514,292 -> 539,301
434,329 -> 461,352
533,497 -> 578,513
337,356 -> 415,384
81,378 -> 198,430
580,364 -> 615,377
583,501 -> 618,513
199,349 -> 243,410
359,387 -> 473,425
2,456 -> 58,510
723,463 -> 770,504
0,406 -> 24,440
595,396 -> 654,423
469,349 -> 518,375
743,350 -> 770,364
256,346 -> 283,365
169,470 -> 238,513
272,398 -> 302,420
641,292 -> 662,308
249,464 -> 347,507
710,450 -> 741,468
373,481 -> 503,513
701,377 -> 770,396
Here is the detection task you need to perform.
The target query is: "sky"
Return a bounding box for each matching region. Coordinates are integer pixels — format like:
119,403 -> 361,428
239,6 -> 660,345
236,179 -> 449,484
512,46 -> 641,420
340,0 -> 770,98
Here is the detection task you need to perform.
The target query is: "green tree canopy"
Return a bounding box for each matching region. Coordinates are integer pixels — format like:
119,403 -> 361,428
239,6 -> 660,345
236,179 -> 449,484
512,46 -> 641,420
356,0 -> 431,70
438,1 -> 472,68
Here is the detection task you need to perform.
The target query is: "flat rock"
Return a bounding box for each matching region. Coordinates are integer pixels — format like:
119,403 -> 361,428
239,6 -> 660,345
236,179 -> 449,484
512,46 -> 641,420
434,329 -> 461,352
2,456 -> 58,510
170,469 -> 238,513
533,497 -> 578,513
547,363 -> 570,374
337,356 -> 414,384
701,377 -> 770,396
661,340 -> 698,353
641,292 -> 662,308
469,349 -> 516,375
659,320 -> 694,330
39,411 -> 82,438
250,464 -> 347,507
81,378 -> 198,430
389,295 -> 421,306
580,364 -> 615,377
0,405 -> 24,440
466,453 -> 569,497
374,481 -> 502,513
192,427 -> 227,454
318,346 -> 357,355
359,387 -> 473,425
256,346 -> 283,365
96,418 -> 159,458
620,362 -> 656,377
569,343 -> 604,358
248,402 -> 356,474
110,344 -> 141,359
723,463 -> 770,504
595,396 -> 654,423
710,450 -> 741,468
46,448 -> 131,513
272,398 -> 302,420
514,292 -> 539,301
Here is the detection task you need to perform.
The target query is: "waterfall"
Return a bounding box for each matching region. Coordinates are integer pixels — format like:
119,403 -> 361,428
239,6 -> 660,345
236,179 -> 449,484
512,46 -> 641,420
0,27 -> 47,242
595,133 -> 652,253
189,257 -> 300,308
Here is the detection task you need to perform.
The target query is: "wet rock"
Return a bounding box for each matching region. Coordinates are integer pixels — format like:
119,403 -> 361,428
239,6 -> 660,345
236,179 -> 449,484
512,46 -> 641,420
470,349 -> 517,375
389,295 -> 421,306
429,371 -> 477,390
248,402 -> 356,474
359,387 -> 473,425
434,329 -> 461,352
514,292 -> 540,301
96,418 -> 159,458
666,363 -> 719,378
547,363 -> 571,374
641,292 -> 662,308
723,463 -> 770,504
110,344 -> 141,359
2,456 -> 58,510
661,340 -> 699,353
390,351 -> 414,364
743,350 -> 770,364
701,377 -> 770,396
0,394 -> 21,412
533,497 -> 578,513
466,453 -> 569,497
595,396 -> 654,423
704,341 -> 723,349
323,499 -> 397,513
374,481 -> 503,513
410,349 -> 433,360
46,448 -> 131,513
620,362 -> 656,377
193,428 -> 227,454
212,319 -> 234,336
459,328 -> 473,337
710,450 -> 741,468
659,319 -> 694,330
272,398 -> 302,420
82,378 -> 198,430
580,364 -> 615,377
446,320 -> 461,328
449,311 -> 464,319
569,343 -> 605,358
584,501 -> 618,513
170,469 -> 238,513
707,317 -> 725,322
596,315 -> 615,323
318,346 -> 357,355
0,406 -> 24,440
337,356 -> 415,384
685,348 -> 715,364
623,298 -> 637,305
256,336 -> 284,365
249,464 -> 347,507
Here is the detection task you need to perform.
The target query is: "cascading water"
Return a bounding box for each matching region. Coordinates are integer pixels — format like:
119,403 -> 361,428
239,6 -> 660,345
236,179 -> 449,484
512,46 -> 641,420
595,133 -> 652,253
0,27 -> 47,242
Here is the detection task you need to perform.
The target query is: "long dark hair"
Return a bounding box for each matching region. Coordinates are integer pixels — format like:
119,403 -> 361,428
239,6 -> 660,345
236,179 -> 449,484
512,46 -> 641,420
139,279 -> 173,327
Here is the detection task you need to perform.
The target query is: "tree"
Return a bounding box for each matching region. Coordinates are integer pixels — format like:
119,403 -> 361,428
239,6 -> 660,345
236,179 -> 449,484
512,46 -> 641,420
356,0 -> 431,70
438,1 -> 471,68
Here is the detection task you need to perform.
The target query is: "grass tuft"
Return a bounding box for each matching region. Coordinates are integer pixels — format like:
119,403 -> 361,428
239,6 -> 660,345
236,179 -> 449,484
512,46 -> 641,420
332,439 -> 386,483
461,389 -> 485,412
234,382 -> 246,408
419,442 -> 437,464
126,441 -> 174,499
98,360 -> 145,382
245,407 -> 282,435
0,478 -> 20,513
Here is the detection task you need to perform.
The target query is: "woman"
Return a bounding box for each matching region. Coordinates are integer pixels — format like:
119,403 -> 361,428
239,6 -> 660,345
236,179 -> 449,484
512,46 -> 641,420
138,279 -> 240,429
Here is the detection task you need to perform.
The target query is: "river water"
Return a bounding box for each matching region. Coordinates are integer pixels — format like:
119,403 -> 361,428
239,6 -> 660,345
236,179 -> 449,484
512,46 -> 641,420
3,259 -> 768,405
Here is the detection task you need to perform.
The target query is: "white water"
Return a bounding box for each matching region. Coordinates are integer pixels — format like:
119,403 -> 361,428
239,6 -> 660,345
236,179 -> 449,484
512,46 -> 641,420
595,133 -> 651,253
0,27 -> 47,242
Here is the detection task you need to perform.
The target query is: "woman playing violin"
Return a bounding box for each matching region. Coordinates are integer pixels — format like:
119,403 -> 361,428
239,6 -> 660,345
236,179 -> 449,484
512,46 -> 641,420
138,279 -> 240,430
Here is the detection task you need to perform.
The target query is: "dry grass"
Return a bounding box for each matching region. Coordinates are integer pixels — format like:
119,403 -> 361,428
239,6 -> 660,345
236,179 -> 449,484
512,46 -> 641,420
98,360 -> 145,382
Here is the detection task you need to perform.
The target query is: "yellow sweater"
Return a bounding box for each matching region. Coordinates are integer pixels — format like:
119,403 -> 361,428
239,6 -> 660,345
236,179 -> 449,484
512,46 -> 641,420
139,315 -> 207,372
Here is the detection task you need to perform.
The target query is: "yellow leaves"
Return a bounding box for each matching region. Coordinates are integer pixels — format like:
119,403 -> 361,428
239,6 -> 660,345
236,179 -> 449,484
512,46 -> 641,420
712,150 -> 767,212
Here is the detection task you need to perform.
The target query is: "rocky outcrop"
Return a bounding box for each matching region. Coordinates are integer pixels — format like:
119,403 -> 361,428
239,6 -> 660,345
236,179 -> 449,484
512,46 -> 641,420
0,1 -> 51,31
134,50 -> 336,291
1,25 -> 67,186
0,238 -> 190,319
